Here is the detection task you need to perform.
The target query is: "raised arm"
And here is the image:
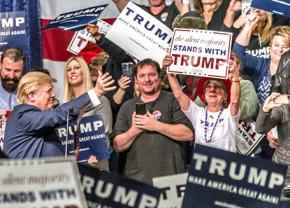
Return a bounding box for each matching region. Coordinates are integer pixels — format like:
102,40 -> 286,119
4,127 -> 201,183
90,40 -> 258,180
175,0 -> 190,15
95,71 -> 116,96
86,24 -> 133,65
163,55 -> 191,110
112,76 -> 131,104
223,0 -> 242,28
228,55 -> 241,117
256,93 -> 282,134
235,11 -> 259,46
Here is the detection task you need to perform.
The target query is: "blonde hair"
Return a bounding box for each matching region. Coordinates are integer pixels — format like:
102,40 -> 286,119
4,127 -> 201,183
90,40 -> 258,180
63,56 -> 93,103
258,12 -> 272,44
18,71 -> 54,104
269,26 -> 290,48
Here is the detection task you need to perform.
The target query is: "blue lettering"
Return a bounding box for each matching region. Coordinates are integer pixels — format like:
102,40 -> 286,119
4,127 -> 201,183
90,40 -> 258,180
125,7 -> 134,16
155,28 -> 168,41
205,48 -> 227,56
144,21 -> 155,31
133,14 -> 144,24
205,48 -> 213,54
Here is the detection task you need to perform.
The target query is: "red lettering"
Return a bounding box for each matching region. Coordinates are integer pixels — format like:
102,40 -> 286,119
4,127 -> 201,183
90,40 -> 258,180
202,57 -> 214,68
76,36 -> 86,47
181,55 -> 189,66
191,56 -> 200,67
215,58 -> 226,69
171,54 -> 181,65
241,122 -> 251,132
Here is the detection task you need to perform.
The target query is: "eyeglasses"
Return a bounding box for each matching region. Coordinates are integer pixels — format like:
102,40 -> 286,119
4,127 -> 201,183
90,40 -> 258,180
205,84 -> 223,92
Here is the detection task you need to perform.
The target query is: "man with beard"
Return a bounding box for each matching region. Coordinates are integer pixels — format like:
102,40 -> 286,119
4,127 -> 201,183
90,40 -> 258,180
0,48 -> 24,110
112,58 -> 194,184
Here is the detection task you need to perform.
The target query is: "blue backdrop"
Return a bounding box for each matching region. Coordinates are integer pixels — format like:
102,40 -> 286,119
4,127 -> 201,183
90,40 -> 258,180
0,0 -> 42,73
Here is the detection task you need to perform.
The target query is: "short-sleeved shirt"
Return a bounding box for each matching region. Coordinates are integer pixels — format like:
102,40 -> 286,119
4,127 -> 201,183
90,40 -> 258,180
183,101 -> 240,153
114,91 -> 194,184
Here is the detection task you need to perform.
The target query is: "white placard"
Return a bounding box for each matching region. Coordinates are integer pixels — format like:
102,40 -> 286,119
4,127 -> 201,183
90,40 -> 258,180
67,19 -> 112,55
236,120 -> 264,155
168,28 -> 232,79
106,2 -> 172,64
153,173 -> 188,208
0,113 -> 5,151
96,19 -> 111,35
67,29 -> 93,54
0,157 -> 87,208
0,110 -> 10,151
242,0 -> 252,13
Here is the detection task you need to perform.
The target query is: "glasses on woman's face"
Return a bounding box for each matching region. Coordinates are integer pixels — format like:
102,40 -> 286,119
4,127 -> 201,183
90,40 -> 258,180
205,84 -> 223,92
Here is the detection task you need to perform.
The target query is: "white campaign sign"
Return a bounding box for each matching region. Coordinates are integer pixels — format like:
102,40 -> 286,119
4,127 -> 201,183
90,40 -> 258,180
0,157 -> 87,208
153,173 -> 188,208
67,19 -> 111,55
236,120 -> 264,155
0,110 -> 10,151
67,29 -> 90,54
106,2 -> 172,64
168,28 -> 232,79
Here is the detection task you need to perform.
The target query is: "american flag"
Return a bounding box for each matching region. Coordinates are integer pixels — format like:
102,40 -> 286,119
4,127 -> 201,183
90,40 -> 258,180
40,0 -> 119,99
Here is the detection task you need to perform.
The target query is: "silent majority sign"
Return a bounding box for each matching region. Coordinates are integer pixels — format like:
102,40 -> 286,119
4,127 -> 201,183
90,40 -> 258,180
0,157 -> 86,208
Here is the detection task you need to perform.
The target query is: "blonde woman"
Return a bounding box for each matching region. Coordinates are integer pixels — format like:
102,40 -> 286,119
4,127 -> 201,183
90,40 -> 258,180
232,8 -> 273,58
233,14 -> 290,106
63,56 -> 113,170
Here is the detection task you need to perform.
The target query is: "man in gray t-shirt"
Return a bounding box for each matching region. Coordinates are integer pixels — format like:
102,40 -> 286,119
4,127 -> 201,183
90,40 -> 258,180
113,58 -> 194,184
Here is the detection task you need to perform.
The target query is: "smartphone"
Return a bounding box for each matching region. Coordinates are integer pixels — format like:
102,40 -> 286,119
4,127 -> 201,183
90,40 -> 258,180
135,103 -> 146,115
274,95 -> 290,104
121,62 -> 134,79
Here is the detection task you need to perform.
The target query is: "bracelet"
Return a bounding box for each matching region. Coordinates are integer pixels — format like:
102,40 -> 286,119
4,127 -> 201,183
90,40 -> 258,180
231,77 -> 241,82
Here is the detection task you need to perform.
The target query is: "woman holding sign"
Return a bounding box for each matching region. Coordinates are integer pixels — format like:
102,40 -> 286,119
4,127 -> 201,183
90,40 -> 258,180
164,54 -> 241,152
63,56 -> 113,170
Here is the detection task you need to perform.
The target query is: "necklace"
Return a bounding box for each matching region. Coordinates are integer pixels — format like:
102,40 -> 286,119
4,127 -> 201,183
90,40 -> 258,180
204,107 -> 224,143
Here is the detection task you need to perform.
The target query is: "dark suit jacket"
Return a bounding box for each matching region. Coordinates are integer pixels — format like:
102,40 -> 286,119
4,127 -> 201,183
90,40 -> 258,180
3,93 -> 92,159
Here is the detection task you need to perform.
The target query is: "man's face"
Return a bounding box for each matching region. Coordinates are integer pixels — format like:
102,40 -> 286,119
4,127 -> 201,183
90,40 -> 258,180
149,0 -> 165,7
135,64 -> 161,96
0,57 -> 24,92
32,81 -> 55,110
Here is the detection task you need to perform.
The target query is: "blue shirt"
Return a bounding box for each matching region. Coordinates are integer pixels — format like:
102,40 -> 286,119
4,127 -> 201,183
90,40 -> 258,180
0,80 -> 18,110
233,43 -> 270,92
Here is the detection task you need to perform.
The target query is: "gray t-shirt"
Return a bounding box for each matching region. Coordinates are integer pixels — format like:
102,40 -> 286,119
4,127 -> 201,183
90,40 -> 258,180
114,91 -> 194,184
